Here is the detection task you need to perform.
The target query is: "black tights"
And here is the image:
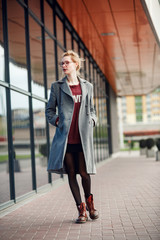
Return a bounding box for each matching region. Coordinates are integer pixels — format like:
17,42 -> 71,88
64,151 -> 91,206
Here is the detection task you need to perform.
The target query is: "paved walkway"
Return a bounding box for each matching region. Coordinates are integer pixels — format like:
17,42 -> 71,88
0,152 -> 160,240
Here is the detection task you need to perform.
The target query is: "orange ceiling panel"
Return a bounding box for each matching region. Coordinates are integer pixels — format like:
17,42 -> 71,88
57,0 -> 160,96
110,0 -> 134,11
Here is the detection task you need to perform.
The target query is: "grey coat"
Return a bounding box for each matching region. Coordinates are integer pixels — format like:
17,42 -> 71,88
45,76 -> 97,174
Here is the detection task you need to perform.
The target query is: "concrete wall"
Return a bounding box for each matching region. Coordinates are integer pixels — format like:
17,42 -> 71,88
109,87 -> 120,153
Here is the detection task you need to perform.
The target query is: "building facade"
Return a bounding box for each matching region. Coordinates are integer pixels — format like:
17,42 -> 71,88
120,88 -> 160,140
121,88 -> 160,124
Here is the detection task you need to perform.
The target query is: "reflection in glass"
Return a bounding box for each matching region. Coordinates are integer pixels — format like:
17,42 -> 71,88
0,46 -> 4,82
28,0 -> 40,19
7,0 -> 28,90
29,17 -> 45,98
45,34 -> 56,89
56,16 -> 64,46
0,1 -> 4,81
73,40 -> 78,53
44,1 -> 54,34
102,95 -> 109,159
11,90 -> 32,198
97,74 -> 102,161
32,99 -> 48,188
66,30 -> 72,50
57,47 -> 64,79
80,49 -> 85,78
10,63 -> 28,91
90,63 -> 93,84
0,87 -> 10,204
85,57 -> 89,82
94,70 -> 99,162
98,88 -> 102,161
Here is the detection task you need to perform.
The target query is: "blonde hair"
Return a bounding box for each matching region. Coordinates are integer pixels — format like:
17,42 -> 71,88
62,50 -> 84,75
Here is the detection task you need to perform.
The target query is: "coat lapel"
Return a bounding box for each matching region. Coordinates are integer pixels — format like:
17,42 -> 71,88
59,76 -> 72,98
78,77 -> 88,102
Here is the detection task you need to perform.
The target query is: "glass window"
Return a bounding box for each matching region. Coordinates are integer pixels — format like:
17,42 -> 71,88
135,96 -> 142,103
91,65 -> 97,159
45,33 -> 56,91
79,49 -> 85,78
136,115 -> 142,122
73,40 -> 78,53
0,87 -> 10,204
0,45 -> 4,81
11,90 -> 32,198
79,48 -> 84,58
85,56 -> 89,81
0,1 -> 4,82
56,16 -> 63,46
28,0 -> 40,20
102,96 -> 108,158
29,16 -> 45,98
122,96 -> 126,103
135,96 -> 142,122
44,0 -> 54,34
7,0 -> 28,91
90,62 -> 93,84
33,99 -> 48,188
57,46 -> 64,79
98,84 -> 103,161
66,30 -> 72,50
93,70 -> 99,162
97,74 -> 102,161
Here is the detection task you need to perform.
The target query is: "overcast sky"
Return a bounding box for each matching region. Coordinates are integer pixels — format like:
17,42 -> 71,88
0,46 -> 46,115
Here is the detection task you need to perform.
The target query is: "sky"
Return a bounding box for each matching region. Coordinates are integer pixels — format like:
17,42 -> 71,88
0,46 -> 47,115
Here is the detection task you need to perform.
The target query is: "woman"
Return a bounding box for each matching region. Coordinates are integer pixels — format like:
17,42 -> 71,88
46,50 -> 99,223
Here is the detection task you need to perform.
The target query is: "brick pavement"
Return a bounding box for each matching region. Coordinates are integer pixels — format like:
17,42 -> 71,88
0,152 -> 160,240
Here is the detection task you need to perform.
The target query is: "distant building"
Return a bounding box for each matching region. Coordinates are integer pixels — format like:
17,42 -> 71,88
119,88 -> 160,140
122,88 -> 160,124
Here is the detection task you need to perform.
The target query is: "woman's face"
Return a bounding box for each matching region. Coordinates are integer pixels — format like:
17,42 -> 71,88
61,56 -> 78,75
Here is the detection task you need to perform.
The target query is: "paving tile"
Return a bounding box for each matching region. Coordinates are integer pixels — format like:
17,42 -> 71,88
150,236 -> 160,240
102,237 -> 114,240
0,153 -> 160,240
138,237 -> 151,240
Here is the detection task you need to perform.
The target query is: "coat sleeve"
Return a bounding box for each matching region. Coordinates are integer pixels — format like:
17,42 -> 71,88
45,83 -> 59,126
90,84 -> 97,126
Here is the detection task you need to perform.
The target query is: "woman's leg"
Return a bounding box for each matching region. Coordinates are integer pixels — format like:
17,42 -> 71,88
77,151 -> 99,220
77,151 -> 91,199
64,152 -> 82,206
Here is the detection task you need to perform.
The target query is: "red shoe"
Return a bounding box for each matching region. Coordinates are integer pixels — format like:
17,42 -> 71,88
86,194 -> 99,220
76,202 -> 88,223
